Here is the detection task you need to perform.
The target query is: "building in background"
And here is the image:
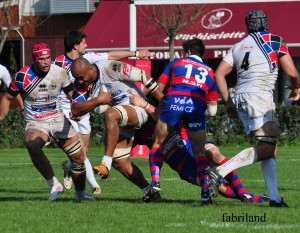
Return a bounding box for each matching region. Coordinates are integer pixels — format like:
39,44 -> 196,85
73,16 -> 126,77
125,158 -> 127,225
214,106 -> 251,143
1,0 -> 300,104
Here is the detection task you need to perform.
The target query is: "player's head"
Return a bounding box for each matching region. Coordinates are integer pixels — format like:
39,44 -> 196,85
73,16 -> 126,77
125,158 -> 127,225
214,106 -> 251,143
182,38 -> 205,58
32,42 -> 51,73
64,30 -> 87,55
245,9 -> 268,33
71,58 -> 95,87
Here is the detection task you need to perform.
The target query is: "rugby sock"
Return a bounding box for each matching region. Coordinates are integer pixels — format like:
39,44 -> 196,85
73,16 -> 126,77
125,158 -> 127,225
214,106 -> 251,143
220,185 -> 268,203
149,147 -> 164,185
217,147 -> 258,178
85,158 -> 99,188
220,185 -> 238,199
261,158 -> 282,203
196,155 -> 210,193
102,155 -> 112,171
247,193 -> 268,203
47,176 -> 59,186
217,158 -> 247,198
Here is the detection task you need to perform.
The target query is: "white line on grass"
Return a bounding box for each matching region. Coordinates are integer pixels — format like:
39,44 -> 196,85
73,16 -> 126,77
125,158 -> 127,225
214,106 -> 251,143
200,220 -> 300,229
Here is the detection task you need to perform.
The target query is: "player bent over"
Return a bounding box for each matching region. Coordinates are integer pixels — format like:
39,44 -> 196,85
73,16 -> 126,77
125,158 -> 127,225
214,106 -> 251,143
70,58 -> 163,197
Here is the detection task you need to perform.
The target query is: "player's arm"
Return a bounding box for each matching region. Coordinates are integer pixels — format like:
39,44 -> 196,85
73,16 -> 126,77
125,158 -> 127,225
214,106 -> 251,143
107,50 -> 151,60
0,92 -> 14,122
130,94 -> 159,121
206,100 -> 218,117
215,60 -> 238,118
71,90 -> 112,117
279,54 -> 300,101
214,60 -> 233,103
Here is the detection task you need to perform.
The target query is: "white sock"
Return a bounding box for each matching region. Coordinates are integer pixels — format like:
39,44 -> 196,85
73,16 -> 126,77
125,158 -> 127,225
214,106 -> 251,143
261,158 -> 281,203
47,176 -> 59,187
85,158 -> 99,188
102,155 -> 112,170
218,147 -> 258,177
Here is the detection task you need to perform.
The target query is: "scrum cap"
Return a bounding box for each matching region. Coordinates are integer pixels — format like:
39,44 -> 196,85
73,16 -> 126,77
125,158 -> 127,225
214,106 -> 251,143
32,42 -> 51,61
245,9 -> 268,33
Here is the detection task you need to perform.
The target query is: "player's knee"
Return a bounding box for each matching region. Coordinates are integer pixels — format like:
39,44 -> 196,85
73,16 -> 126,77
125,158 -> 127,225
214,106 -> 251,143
111,106 -> 129,127
254,132 -> 278,145
63,139 -> 84,161
113,147 -> 131,160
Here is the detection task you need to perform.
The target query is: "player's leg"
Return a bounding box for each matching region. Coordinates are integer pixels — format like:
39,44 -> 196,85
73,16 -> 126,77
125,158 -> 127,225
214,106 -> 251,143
55,117 -> 92,201
93,105 -> 144,180
24,122 -> 63,201
148,118 -> 171,188
186,129 -> 212,204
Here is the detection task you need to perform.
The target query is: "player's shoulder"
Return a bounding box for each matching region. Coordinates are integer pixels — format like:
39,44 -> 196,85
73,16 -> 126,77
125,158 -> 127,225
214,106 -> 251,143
54,54 -> 66,61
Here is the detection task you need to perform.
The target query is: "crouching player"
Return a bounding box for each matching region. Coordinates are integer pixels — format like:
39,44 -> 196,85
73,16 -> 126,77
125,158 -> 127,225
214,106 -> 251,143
130,94 -> 269,204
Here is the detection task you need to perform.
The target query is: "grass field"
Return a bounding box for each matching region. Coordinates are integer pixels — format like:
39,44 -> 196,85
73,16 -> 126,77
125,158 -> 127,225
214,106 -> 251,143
0,146 -> 299,233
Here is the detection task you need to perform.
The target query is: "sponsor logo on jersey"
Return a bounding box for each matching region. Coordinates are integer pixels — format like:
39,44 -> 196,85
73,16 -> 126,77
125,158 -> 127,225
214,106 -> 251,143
27,95 -> 58,103
34,110 -> 58,119
122,64 -> 130,77
31,102 -> 56,112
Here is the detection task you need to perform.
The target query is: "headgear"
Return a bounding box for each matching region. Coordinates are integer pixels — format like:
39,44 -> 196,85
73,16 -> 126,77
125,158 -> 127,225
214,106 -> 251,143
32,42 -> 51,61
245,9 -> 268,33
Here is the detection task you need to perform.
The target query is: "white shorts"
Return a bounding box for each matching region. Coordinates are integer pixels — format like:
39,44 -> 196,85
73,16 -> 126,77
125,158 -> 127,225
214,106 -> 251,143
62,109 -> 91,134
25,116 -> 78,141
234,92 -> 278,135
112,105 -> 148,129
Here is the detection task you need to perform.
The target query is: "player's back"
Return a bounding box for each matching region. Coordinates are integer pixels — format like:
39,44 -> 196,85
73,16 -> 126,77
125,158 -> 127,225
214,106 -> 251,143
227,32 -> 285,93
164,55 -> 215,99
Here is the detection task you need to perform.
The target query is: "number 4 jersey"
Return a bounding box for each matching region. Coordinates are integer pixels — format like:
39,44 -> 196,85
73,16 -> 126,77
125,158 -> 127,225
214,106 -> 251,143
223,31 -> 289,94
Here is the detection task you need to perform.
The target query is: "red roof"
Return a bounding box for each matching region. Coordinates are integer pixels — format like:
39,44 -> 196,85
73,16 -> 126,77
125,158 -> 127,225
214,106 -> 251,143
83,0 -> 300,59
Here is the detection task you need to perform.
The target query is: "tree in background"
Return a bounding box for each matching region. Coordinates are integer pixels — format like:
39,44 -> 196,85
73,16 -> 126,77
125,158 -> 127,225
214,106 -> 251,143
141,4 -> 203,61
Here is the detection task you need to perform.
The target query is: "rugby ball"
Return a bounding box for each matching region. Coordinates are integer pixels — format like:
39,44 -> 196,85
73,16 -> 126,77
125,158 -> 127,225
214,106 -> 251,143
92,84 -> 110,114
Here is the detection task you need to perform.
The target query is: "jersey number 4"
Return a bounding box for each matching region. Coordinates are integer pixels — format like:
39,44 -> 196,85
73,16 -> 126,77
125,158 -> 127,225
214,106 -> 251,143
241,52 -> 250,70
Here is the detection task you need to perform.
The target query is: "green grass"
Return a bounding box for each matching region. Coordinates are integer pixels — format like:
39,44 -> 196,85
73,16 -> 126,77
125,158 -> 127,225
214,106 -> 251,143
0,146 -> 299,233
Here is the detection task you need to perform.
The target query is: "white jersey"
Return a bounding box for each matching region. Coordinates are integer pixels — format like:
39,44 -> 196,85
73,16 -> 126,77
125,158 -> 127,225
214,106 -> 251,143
0,64 -> 12,87
9,64 -> 72,122
95,60 -> 146,106
223,32 -> 288,94
72,60 -> 147,107
54,52 -> 109,111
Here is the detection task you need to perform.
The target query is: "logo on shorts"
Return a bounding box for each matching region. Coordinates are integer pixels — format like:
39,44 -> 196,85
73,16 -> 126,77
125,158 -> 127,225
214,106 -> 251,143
201,8 -> 232,29
189,122 -> 202,128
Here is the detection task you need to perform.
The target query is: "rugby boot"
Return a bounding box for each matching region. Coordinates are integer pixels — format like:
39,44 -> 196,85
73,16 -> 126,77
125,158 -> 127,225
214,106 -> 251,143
93,162 -> 110,180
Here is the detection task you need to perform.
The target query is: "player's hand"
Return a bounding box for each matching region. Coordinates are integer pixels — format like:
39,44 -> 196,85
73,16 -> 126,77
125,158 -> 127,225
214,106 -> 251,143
130,94 -> 147,108
288,88 -> 300,102
69,111 -> 82,121
97,91 -> 112,105
225,100 -> 238,119
137,50 -> 151,60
